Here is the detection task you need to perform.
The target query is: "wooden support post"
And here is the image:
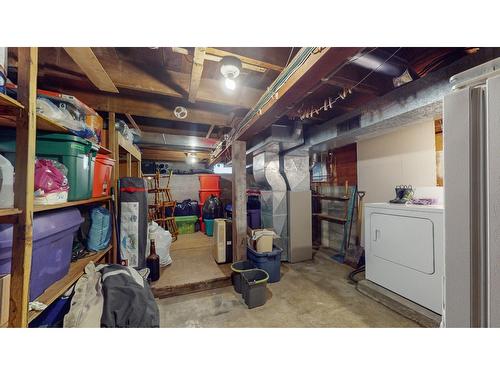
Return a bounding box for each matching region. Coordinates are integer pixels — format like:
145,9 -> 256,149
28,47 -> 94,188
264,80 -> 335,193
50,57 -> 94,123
231,141 -> 247,261
9,47 -> 38,327
126,153 -> 132,176
108,112 -> 118,264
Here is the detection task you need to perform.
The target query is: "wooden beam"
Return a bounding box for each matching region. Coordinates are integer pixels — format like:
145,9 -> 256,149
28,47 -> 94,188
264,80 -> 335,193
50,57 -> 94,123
323,75 -> 380,95
63,48 -> 119,93
126,153 -> 132,176
36,49 -> 263,109
108,112 -> 118,264
231,141 -> 247,261
205,124 -> 215,139
9,47 -> 38,328
141,148 -> 210,162
188,48 -> 206,103
173,47 -> 270,73
235,48 -> 362,141
125,113 -> 142,136
206,48 -> 284,72
64,90 -> 232,127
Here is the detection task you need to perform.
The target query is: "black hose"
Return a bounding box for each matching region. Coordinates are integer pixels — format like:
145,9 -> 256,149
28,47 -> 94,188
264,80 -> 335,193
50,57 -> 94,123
348,265 -> 365,284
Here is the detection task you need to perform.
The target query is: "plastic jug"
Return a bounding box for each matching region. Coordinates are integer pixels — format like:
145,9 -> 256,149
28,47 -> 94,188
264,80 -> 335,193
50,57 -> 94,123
0,154 -> 14,208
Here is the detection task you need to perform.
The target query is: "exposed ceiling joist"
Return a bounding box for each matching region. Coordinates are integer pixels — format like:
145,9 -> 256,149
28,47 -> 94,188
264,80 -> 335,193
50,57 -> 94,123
206,48 -> 284,72
65,90 -> 232,126
323,75 -> 380,95
188,47 -> 207,103
235,47 -> 363,141
139,132 -> 217,151
172,47 -> 280,73
63,48 -> 119,93
141,148 -> 210,162
205,124 -> 215,139
33,49 -> 263,108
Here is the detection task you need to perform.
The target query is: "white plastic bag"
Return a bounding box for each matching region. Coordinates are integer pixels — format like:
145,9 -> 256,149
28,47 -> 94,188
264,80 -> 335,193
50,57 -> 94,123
147,221 -> 172,267
0,154 -> 14,208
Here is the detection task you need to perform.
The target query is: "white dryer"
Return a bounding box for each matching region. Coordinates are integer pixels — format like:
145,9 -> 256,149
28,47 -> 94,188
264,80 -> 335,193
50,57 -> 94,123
364,203 -> 444,313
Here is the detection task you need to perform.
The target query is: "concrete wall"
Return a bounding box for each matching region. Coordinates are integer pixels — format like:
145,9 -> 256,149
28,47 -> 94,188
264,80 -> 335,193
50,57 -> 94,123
357,120 -> 437,204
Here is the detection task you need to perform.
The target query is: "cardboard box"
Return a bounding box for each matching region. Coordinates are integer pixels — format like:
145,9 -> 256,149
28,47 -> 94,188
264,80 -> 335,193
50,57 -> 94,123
86,113 -> 104,144
0,274 -> 10,327
247,227 -> 276,253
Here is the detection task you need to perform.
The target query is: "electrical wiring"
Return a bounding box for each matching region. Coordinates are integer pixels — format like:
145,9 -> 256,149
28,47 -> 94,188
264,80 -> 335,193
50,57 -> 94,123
298,47 -> 402,120
285,47 -> 295,68
211,47 -> 400,162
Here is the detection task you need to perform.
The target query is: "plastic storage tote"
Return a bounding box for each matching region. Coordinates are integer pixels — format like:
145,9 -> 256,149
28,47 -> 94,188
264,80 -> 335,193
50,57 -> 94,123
241,269 -> 269,309
92,154 -> 115,197
199,189 -> 221,204
247,246 -> 283,283
230,260 -> 257,293
198,174 -> 221,190
175,215 -> 198,235
0,208 -> 83,301
204,218 -> 214,236
36,133 -> 96,201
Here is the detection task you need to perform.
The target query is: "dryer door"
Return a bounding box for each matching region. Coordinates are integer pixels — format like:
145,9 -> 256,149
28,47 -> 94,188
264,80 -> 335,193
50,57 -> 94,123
370,213 -> 435,274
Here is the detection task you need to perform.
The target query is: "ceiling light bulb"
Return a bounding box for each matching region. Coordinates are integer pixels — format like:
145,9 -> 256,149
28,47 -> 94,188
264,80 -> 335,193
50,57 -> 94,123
186,153 -> 197,164
225,78 -> 236,90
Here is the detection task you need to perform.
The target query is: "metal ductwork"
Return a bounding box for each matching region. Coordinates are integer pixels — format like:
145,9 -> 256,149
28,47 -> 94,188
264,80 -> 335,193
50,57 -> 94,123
138,132 -> 217,152
251,123 -> 312,262
253,151 -> 289,258
283,150 -> 310,192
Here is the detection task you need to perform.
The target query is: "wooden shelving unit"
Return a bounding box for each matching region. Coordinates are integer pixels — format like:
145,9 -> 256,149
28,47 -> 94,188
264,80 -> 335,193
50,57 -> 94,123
117,132 -> 141,161
0,92 -> 24,109
28,246 -> 111,323
0,208 -> 22,224
0,48 -> 140,327
34,196 -> 111,212
0,208 -> 22,217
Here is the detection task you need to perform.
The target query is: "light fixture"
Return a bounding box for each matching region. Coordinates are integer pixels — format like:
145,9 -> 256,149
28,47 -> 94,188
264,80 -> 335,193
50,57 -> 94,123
220,56 -> 242,90
174,106 -> 188,119
185,152 -> 197,164
225,78 -> 236,90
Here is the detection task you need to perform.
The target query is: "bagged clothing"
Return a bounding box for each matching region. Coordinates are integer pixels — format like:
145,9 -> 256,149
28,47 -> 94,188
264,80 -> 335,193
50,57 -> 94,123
147,221 -> 172,266
202,195 -> 223,219
64,262 -> 159,328
34,159 -> 69,205
87,206 -> 112,251
171,199 -> 200,217
98,264 -> 159,328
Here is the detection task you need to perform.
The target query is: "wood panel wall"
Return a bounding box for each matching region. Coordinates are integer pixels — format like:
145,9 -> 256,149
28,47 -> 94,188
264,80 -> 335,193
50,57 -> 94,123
332,143 -> 357,186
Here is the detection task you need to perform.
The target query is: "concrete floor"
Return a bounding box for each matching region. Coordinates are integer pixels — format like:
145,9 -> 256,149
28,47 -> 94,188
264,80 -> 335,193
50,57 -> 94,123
157,250 -> 420,328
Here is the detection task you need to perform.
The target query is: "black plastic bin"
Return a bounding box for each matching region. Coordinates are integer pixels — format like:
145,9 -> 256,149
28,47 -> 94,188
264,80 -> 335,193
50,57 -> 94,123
241,269 -> 269,309
230,260 -> 257,293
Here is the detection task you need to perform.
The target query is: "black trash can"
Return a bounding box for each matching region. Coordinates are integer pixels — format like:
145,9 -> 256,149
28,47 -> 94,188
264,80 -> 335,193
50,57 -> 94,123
230,260 -> 256,293
241,269 -> 269,309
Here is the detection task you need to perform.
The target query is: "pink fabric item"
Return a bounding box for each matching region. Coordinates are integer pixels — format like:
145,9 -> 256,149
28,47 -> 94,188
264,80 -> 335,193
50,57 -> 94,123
34,159 -> 69,194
